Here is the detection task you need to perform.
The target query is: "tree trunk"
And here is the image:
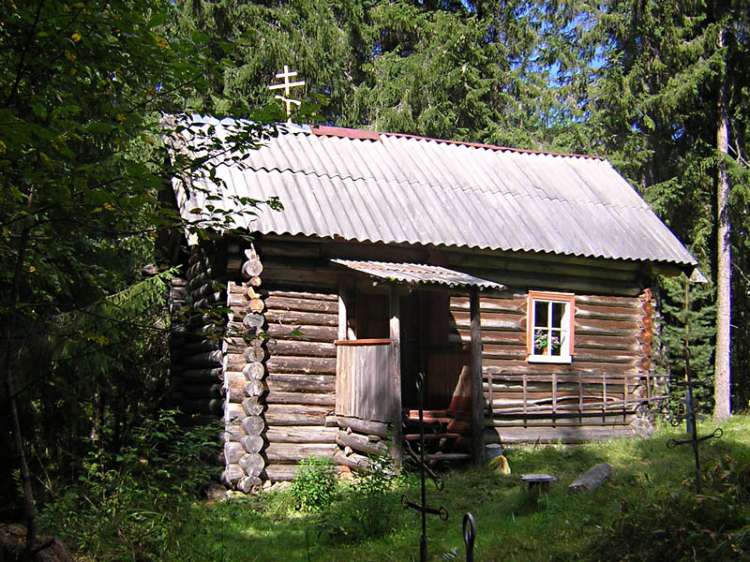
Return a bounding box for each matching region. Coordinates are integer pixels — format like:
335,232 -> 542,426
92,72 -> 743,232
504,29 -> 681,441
2,226 -> 37,555
714,25 -> 732,421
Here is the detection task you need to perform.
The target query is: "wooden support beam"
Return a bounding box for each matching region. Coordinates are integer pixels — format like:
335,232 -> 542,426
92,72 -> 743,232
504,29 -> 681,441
389,286 -> 403,468
338,284 -> 347,340
470,288 -> 485,465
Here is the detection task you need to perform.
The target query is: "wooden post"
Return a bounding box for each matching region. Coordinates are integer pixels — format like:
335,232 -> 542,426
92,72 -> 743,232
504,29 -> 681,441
338,284 -> 348,341
469,288 -> 484,465
552,372 -> 557,428
389,286 -> 403,468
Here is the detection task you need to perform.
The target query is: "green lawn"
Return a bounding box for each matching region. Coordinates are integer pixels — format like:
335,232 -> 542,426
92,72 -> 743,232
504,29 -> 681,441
164,416 -> 750,562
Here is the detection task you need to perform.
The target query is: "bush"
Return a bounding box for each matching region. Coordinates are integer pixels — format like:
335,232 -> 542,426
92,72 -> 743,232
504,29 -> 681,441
317,454 -> 401,543
38,410 -> 219,561
290,457 -> 337,512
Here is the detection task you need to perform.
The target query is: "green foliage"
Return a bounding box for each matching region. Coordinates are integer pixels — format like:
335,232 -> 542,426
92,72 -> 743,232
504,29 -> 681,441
38,410 -> 220,561
0,0 -> 272,519
174,0 -> 367,121
31,416 -> 750,561
658,274 -> 717,412
583,0 -> 750,409
316,454 -> 401,544
588,454 -> 750,561
290,456 -> 338,512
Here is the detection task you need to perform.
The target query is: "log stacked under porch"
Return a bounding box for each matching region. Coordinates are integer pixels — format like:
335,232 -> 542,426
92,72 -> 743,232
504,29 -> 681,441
333,415 -> 392,472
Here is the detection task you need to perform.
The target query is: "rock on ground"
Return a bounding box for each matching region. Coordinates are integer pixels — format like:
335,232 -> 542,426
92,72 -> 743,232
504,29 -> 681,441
0,524 -> 73,562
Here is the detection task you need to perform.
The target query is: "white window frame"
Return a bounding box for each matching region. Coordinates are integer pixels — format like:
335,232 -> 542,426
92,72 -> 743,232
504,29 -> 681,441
527,291 -> 575,364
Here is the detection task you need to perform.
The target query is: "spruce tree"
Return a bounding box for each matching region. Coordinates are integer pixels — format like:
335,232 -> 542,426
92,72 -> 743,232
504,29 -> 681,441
587,0 -> 750,414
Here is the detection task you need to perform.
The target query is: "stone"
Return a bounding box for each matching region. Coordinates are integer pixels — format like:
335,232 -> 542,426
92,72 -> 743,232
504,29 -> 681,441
0,524 -> 73,562
205,483 -> 228,502
568,463 -> 613,494
269,481 -> 291,493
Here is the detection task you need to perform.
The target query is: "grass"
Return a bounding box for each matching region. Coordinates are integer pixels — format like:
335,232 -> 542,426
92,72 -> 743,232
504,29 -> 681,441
153,415 -> 750,562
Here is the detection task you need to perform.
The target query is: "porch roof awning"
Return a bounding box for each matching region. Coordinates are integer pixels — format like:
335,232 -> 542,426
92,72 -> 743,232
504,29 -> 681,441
331,259 -> 506,291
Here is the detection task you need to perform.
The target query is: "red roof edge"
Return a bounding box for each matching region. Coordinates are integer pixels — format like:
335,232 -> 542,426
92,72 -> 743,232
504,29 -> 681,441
312,125 -> 380,141
384,131 -> 603,161
310,124 -> 602,161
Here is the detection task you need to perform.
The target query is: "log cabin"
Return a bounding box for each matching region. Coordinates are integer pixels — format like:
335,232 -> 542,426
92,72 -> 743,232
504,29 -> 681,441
164,117 -> 697,492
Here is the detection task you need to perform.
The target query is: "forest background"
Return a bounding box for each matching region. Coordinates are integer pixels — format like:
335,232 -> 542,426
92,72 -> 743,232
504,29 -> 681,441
1,0 -> 749,546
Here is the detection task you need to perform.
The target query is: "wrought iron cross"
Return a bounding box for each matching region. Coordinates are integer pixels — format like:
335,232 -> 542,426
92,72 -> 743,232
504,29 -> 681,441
268,65 -> 305,123
402,372 -> 448,562
666,272 -> 722,493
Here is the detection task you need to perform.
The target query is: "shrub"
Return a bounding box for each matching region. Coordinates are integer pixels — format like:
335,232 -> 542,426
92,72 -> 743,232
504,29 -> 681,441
38,410 -> 219,561
317,454 -> 401,543
290,457 -> 337,512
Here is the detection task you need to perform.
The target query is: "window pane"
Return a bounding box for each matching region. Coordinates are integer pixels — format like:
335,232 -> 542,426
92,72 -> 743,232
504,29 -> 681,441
548,328 -> 561,356
559,329 -> 569,355
552,302 -> 565,328
533,328 -> 548,355
534,301 -> 548,327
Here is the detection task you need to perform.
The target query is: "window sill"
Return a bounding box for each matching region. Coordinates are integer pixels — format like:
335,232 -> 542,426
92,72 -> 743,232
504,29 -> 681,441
527,354 -> 572,365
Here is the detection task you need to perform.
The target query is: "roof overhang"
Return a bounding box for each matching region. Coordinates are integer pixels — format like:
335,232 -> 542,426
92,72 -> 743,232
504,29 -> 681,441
331,259 -> 506,292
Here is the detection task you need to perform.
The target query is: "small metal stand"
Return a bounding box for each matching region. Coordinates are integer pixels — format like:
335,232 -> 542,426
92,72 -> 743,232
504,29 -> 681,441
402,372 -> 449,562
665,275 -> 723,493
463,513 -> 476,562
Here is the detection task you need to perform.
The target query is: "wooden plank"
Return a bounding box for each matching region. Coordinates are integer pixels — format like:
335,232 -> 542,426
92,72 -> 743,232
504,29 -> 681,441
486,415 -> 634,427
266,296 -> 338,314
265,426 -> 338,444
266,323 -> 338,342
335,338 -> 391,346
482,370 -> 648,384
446,253 -> 639,281
265,391 -> 335,406
578,376 -> 584,424
484,425 -> 636,444
470,288 -> 484,465
389,286 -> 403,468
336,431 -> 389,456
266,373 -> 335,393
338,286 -> 347,340
265,404 -> 331,426
265,309 -> 338,327
265,443 -> 337,463
266,356 -> 336,374
575,295 -> 640,308
335,415 -> 390,438
552,372 -> 557,427
266,339 -> 336,357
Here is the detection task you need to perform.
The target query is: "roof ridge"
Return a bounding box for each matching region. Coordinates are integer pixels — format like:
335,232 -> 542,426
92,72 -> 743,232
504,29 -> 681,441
309,125 -> 604,161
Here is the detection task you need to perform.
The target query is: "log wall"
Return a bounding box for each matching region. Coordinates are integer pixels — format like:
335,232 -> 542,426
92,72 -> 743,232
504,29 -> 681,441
262,288 -> 339,481
170,245 -> 226,418
447,291 -> 657,444
216,235 -> 661,478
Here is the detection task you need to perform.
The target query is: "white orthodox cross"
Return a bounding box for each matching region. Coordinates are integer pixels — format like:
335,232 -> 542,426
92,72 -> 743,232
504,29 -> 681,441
268,65 -> 305,124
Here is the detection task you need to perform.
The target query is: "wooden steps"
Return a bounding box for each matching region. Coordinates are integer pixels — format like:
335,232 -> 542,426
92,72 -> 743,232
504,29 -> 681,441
402,408 -> 470,467
424,452 -> 471,463
404,432 -> 461,441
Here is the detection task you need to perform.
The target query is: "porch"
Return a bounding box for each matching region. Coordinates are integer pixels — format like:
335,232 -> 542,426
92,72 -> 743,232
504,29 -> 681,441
331,260 -> 503,467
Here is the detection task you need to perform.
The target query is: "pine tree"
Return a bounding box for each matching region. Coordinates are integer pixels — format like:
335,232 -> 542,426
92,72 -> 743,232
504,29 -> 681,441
586,0 -> 750,414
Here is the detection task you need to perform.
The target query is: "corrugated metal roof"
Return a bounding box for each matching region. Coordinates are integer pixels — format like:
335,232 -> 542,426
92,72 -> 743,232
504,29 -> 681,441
331,259 -> 506,291
171,116 -> 696,266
